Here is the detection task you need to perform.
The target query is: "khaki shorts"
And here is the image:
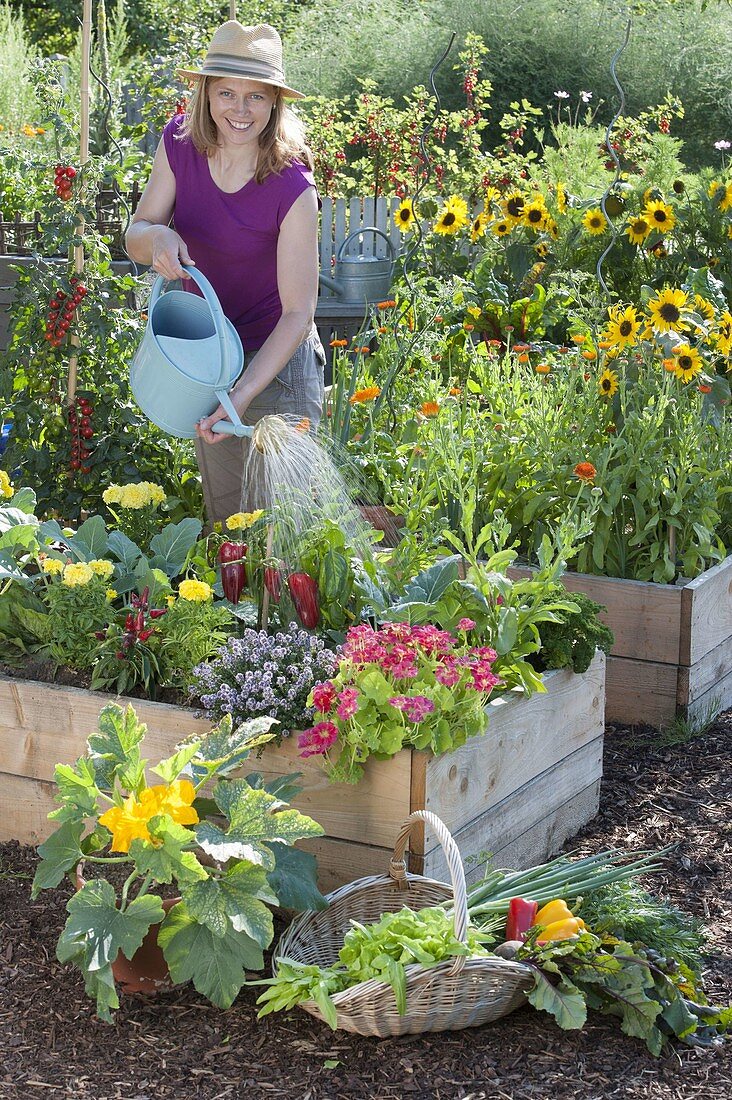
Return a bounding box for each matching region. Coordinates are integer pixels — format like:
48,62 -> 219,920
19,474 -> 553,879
195,325 -> 326,525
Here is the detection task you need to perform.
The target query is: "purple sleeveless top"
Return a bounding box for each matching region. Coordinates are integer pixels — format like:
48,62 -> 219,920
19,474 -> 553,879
163,115 -> 317,350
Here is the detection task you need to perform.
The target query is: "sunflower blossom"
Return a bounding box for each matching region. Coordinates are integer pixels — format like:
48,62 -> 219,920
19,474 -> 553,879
522,199 -> 548,232
647,287 -> 690,334
672,344 -> 703,384
597,369 -> 619,397
469,211 -> 489,242
712,311 -> 732,357
394,198 -> 416,233
582,208 -> 608,236
644,199 -> 675,233
625,216 -> 651,246
502,192 -> 526,223
434,197 -> 469,236
605,305 -> 641,350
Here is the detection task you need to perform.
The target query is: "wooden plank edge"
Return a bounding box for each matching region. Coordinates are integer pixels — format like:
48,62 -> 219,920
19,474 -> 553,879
679,554 -> 732,667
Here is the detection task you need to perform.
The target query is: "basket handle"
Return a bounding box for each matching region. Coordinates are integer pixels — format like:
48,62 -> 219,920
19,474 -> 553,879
388,810 -> 468,975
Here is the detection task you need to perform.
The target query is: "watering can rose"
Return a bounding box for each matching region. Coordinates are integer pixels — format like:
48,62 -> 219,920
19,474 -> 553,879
299,623 -> 501,783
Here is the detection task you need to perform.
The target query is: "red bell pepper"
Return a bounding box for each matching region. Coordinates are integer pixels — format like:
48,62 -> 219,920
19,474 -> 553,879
264,566 -> 282,602
219,543 -> 247,605
287,572 -> 320,629
505,897 -> 538,942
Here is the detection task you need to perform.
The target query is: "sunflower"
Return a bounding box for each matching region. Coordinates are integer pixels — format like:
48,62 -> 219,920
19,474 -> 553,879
672,344 -> 703,384
556,183 -> 568,214
502,192 -> 526,222
522,199 -> 548,231
693,294 -> 715,324
720,183 -> 732,213
597,368 -> 619,397
491,219 -> 512,237
605,304 -> 641,350
434,197 -> 469,236
394,199 -> 416,233
644,199 -> 676,233
647,287 -> 689,334
469,211 -> 489,242
582,208 -> 607,236
707,180 -> 721,199
713,311 -> 732,357
535,241 -> 550,258
625,216 -> 651,246
545,218 -> 560,240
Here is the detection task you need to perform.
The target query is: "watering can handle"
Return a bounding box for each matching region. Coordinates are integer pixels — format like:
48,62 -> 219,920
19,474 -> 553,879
336,227 -> 396,263
147,265 -> 232,392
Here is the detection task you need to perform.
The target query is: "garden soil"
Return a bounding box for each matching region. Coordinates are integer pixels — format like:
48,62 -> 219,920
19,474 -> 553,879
1,712 -> 730,1100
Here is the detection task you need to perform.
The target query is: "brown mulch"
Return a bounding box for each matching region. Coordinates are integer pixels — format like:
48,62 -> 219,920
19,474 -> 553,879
0,713 -> 730,1100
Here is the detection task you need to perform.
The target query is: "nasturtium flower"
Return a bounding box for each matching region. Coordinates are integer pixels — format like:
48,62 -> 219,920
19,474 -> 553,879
178,578 -> 213,602
226,509 -> 264,531
581,208 -> 607,235
647,287 -> 689,334
672,344 -> 703,384
605,304 -> 641,349
625,216 -> 651,246
62,562 -> 95,587
99,780 -> 198,853
349,386 -> 381,405
597,369 -> 619,397
644,199 -> 675,233
40,556 -> 65,576
394,198 -> 416,233
89,559 -> 115,580
0,470 -> 13,499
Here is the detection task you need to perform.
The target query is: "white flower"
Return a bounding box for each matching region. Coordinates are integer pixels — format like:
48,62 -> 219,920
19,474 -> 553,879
554,90 -> 570,100
580,91 -> 593,103
714,139 -> 731,151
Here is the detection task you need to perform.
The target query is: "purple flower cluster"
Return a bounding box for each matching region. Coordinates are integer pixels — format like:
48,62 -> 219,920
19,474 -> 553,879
189,624 -> 339,738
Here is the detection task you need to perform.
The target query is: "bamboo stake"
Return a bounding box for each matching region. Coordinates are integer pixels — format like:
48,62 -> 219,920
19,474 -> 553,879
260,524 -> 274,631
229,1 -> 237,20
66,0 -> 92,407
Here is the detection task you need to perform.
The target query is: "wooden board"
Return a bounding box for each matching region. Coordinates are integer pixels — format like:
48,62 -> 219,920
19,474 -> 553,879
0,771 -> 57,845
417,653 -> 605,855
680,554 -> 732,666
421,739 -> 604,883
604,656 -> 678,727
508,567 -> 682,664
677,634 -> 732,706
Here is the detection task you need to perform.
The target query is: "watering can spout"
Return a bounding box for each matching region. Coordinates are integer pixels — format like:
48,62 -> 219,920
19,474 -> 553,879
318,273 -> 343,296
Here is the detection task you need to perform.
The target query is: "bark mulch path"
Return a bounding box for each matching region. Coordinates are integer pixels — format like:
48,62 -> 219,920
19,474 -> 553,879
0,712 -> 730,1100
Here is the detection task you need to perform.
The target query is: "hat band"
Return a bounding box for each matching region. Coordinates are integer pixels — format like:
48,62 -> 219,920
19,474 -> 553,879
201,50 -> 286,82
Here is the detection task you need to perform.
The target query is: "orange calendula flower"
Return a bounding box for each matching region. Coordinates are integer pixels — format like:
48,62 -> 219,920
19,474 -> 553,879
420,401 -> 440,417
378,326 -> 388,334
571,334 -> 586,344
513,343 -> 530,352
449,386 -> 462,396
376,299 -> 396,309
349,385 -> 381,405
464,322 -> 475,331
295,417 -> 311,433
329,338 -> 348,348
582,348 -> 597,361
573,462 -> 597,484
535,363 -> 551,374
662,358 -> 676,372
518,353 -> 530,364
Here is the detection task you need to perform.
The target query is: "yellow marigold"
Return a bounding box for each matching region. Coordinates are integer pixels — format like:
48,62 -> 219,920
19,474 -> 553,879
41,557 -> 65,576
166,594 -> 176,607
62,561 -> 95,587
349,386 -> 381,405
116,483 -> 150,510
102,484 -> 122,505
466,305 -> 482,319
0,470 -> 13,499
420,401 -> 440,417
106,588 -> 117,601
141,482 -> 166,505
99,780 -> 198,853
89,559 -> 115,580
178,578 -> 213,602
226,509 -> 264,531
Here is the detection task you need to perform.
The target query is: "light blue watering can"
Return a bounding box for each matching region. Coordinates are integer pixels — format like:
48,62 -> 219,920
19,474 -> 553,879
130,265 -> 255,439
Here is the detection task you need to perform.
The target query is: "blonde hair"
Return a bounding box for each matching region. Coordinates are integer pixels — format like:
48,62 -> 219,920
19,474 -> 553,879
178,77 -> 313,182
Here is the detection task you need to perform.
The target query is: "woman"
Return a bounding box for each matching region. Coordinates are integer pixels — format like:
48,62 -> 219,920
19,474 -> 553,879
126,21 -> 325,522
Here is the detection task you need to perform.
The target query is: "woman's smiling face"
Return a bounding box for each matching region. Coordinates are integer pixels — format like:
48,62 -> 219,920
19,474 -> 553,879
207,77 -> 275,148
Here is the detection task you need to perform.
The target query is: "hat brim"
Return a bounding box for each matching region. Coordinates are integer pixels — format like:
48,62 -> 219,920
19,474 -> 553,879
176,66 -> 305,99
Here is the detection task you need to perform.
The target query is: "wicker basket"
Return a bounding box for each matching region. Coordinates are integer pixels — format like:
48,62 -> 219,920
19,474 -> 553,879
274,810 -> 535,1036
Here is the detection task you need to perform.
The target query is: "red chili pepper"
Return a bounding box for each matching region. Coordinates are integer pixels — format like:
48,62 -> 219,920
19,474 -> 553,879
221,561 -> 247,605
124,613 -> 135,632
149,608 -> 167,619
287,572 -> 320,629
135,608 -> 145,633
505,898 -> 538,942
138,628 -> 155,642
264,566 -> 281,602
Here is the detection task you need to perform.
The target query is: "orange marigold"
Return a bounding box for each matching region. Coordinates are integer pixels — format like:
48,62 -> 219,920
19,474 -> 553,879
573,462 -> 597,483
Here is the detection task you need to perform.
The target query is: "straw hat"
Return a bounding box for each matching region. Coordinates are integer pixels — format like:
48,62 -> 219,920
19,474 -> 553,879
177,22 -> 304,99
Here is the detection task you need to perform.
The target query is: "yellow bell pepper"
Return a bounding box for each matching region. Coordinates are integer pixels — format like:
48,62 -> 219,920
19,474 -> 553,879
533,899 -> 574,927
536,916 -> 586,942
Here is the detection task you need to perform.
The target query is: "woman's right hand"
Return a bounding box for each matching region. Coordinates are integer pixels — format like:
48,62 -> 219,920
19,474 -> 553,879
150,226 -> 195,281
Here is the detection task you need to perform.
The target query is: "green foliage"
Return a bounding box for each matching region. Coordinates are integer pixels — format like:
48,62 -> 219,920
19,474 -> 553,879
0,2 -> 39,131
538,591 -> 615,674
33,703 -> 326,1020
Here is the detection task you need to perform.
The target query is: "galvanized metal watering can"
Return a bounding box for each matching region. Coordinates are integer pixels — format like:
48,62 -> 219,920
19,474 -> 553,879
319,227 -> 396,304
129,265 -> 255,439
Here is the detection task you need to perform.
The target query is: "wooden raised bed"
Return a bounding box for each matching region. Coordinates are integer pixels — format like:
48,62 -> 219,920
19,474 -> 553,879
510,555 -> 732,729
0,652 -> 605,892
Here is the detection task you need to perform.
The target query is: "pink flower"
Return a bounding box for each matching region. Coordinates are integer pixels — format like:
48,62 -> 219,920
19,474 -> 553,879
389,694 -> 435,722
470,668 -> 501,693
298,721 -> 339,758
456,618 -> 476,630
312,681 -> 337,712
336,687 -> 360,720
389,659 -> 419,679
435,664 -> 461,687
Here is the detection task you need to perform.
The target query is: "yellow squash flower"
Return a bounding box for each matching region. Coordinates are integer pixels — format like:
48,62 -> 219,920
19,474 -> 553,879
178,578 -> 213,602
99,780 -> 199,853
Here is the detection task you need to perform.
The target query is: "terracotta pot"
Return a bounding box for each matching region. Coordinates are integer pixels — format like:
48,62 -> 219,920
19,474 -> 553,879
76,867 -> 180,994
357,504 -> 406,537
